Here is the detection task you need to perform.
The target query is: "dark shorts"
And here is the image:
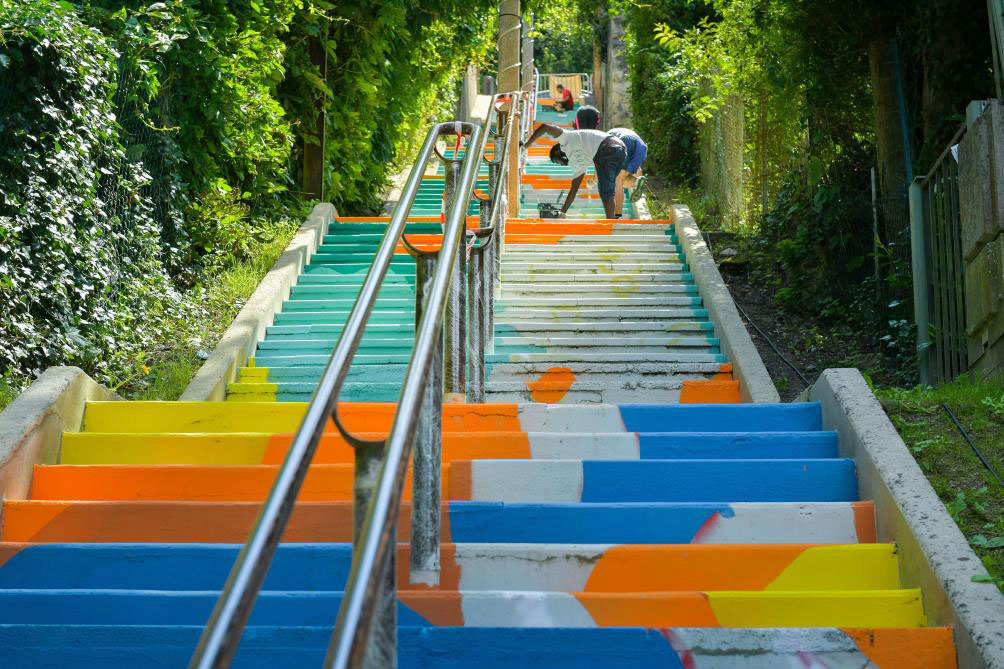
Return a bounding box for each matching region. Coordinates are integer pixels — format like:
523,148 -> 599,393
593,137 -> 627,201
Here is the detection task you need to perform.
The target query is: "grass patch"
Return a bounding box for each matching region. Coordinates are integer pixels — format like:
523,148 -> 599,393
120,227 -> 299,401
877,376 -> 1004,593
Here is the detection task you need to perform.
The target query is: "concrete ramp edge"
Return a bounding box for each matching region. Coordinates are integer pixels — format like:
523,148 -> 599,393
806,368 -> 1004,669
672,204 -> 778,402
181,203 -> 337,401
0,366 -> 119,499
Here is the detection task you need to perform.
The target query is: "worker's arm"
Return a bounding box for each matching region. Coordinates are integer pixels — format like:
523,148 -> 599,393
561,174 -> 585,215
524,123 -> 563,146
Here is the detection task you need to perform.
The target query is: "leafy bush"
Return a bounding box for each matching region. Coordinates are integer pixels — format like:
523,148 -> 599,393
1,0 -> 498,391
0,0 -> 184,383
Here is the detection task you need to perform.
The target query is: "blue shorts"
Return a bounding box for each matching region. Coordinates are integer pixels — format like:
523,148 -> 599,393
619,133 -> 648,174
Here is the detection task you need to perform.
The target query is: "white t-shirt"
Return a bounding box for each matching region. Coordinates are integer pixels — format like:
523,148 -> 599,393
557,129 -> 608,178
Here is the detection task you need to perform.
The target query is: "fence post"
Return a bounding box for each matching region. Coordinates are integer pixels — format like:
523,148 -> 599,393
468,246 -> 486,403
442,151 -> 467,398
409,253 -> 442,586
352,441 -> 396,667
909,178 -> 931,386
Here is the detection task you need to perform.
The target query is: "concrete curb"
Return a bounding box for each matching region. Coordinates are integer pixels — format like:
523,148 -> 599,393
805,368 -> 1004,669
672,204 -> 779,403
631,193 -> 652,219
181,203 -> 337,401
0,367 -> 119,499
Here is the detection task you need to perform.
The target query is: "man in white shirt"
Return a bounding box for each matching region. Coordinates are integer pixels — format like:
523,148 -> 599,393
524,123 -> 628,218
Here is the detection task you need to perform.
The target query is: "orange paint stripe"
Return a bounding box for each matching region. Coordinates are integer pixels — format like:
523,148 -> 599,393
851,502 -> 877,543
33,459 -> 535,503
0,543 -> 29,569
506,222 -> 613,235
1,500 -> 452,543
575,592 -> 720,627
842,628 -> 957,668
527,368 -> 577,403
679,380 -> 741,404
584,545 -> 812,593
261,432 -> 531,465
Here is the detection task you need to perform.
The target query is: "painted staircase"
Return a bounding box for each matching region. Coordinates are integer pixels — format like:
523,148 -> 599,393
0,99 -> 957,667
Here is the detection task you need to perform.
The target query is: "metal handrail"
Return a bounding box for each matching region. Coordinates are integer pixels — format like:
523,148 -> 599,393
188,121 -> 483,668
324,120 -> 486,667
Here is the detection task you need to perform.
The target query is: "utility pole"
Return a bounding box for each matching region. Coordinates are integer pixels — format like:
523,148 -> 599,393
498,1 -> 521,217
497,1 -> 521,94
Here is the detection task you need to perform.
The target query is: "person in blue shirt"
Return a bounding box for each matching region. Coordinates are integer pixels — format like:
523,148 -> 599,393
608,128 -> 648,214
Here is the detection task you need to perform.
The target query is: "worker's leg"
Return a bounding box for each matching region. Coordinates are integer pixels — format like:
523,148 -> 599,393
594,138 -> 628,219
614,169 -> 629,215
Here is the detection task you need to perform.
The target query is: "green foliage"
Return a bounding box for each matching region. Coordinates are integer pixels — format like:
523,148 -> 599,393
531,0 -> 594,74
623,0 -> 711,183
0,0 -> 185,385
1,0 -> 498,392
879,377 -> 1004,594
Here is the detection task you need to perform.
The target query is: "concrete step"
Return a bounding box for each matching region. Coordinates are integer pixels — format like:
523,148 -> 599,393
79,401 -> 823,435
497,295 -> 702,307
502,252 -> 683,263
0,588 -> 924,628
1,499 -> 875,544
495,320 -> 713,334
500,261 -> 687,274
30,459 -> 857,503
500,284 -> 699,296
495,307 -> 709,321
0,625 -> 955,668
500,272 -> 692,283
486,352 -> 726,364
0,543 -> 899,592
59,431 -> 840,465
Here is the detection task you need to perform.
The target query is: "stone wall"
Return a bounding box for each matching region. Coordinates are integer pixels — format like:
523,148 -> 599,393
960,100 -> 1004,377
604,12 -> 630,128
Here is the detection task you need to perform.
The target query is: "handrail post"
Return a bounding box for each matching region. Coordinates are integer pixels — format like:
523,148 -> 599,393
410,253 -> 443,584
352,441 -> 396,667
468,246 -> 486,403
442,153 -> 468,398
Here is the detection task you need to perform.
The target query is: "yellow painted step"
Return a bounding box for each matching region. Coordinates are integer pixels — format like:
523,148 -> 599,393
81,401 -> 523,434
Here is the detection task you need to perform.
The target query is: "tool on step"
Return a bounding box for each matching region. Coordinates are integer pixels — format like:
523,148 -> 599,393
538,189 -> 565,218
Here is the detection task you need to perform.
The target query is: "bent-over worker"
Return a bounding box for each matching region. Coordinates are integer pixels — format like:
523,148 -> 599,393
524,123 -> 627,219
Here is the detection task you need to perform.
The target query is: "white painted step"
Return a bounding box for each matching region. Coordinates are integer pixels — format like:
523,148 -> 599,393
498,296 -> 699,307
501,272 -> 690,283
501,284 -> 696,296
496,307 -> 707,321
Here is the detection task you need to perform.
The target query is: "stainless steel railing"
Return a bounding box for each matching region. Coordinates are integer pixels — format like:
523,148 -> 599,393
189,92 -> 523,669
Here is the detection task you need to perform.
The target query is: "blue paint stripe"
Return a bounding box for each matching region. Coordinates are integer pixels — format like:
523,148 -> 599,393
619,403 -> 823,432
447,501 -> 729,543
579,460 -> 857,503
0,544 -> 353,591
0,590 -> 430,627
637,432 -> 838,459
0,625 -> 685,669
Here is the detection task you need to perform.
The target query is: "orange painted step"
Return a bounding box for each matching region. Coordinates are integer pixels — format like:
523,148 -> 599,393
31,464 -> 429,502
2,500 -> 400,543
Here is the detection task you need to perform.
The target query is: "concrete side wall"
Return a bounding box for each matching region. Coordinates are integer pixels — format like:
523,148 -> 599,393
181,203 -> 337,401
604,12 -> 630,128
673,205 -> 779,403
808,368 -> 1004,669
0,367 -> 119,500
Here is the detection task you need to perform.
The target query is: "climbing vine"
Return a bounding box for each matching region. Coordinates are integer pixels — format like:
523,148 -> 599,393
0,0 -> 498,389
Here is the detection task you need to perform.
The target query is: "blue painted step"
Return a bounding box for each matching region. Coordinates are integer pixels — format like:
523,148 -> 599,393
0,625 -> 691,669
620,403 -> 823,432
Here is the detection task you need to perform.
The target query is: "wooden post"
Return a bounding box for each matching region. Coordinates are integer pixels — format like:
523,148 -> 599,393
303,36 -> 327,200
